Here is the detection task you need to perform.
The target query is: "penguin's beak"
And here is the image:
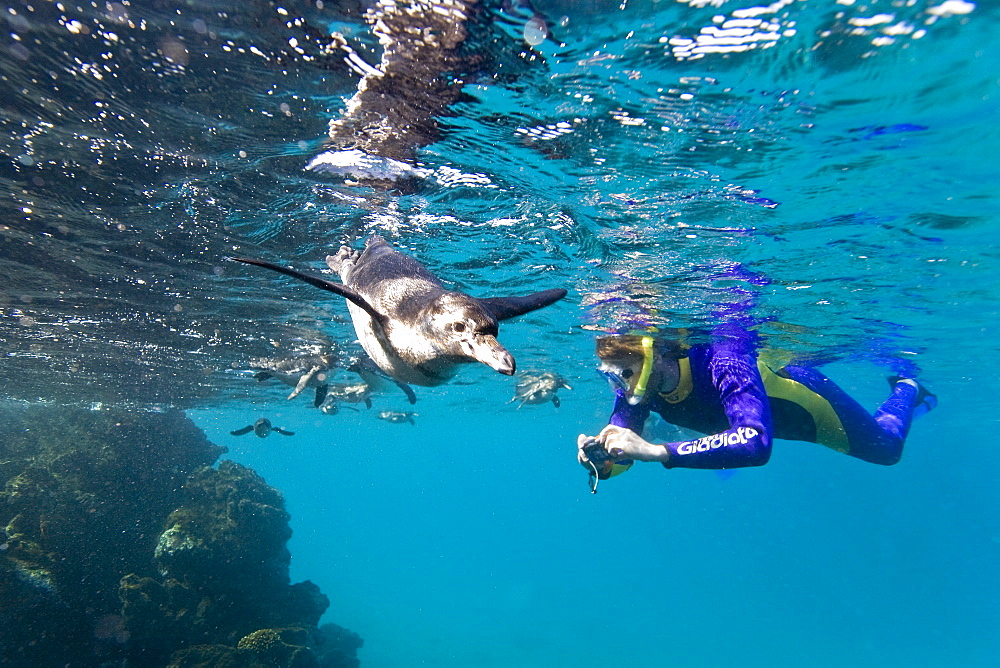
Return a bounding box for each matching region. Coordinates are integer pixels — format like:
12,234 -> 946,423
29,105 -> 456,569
463,335 -> 515,375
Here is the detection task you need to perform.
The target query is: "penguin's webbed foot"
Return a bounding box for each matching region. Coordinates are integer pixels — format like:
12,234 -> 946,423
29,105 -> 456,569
326,246 -> 359,277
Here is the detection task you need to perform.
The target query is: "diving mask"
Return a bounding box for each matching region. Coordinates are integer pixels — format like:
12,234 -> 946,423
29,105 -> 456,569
597,336 -> 655,405
598,365 -> 634,393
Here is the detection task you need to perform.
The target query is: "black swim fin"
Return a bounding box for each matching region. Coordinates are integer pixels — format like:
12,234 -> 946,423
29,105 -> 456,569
478,288 -> 567,321
230,257 -> 388,327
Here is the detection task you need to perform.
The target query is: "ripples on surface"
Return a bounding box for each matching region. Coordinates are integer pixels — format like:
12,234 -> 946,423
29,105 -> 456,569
0,0 -> 995,407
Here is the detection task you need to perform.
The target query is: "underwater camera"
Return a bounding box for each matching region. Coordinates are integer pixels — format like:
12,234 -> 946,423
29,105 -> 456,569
582,437 -> 633,494
582,437 -> 613,465
582,437 -> 612,494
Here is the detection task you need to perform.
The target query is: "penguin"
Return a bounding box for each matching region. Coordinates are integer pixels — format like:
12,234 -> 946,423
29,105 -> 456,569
230,418 -> 294,438
248,353 -> 337,407
378,410 -> 418,425
347,354 -> 418,405
231,235 -> 567,387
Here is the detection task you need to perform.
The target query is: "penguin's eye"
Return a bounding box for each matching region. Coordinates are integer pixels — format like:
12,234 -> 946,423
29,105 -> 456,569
453,322 -> 466,333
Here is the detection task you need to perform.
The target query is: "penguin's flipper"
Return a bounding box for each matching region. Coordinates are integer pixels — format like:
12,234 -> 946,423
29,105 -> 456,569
364,397 -> 373,409
230,258 -> 388,327
552,395 -> 561,408
230,425 -> 254,436
314,383 -> 329,408
478,289 -> 568,321
289,365 -> 320,400
393,379 -> 417,405
274,428 -> 295,436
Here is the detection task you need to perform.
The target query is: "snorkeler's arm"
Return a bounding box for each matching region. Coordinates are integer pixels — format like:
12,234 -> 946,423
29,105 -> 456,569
660,352 -> 773,469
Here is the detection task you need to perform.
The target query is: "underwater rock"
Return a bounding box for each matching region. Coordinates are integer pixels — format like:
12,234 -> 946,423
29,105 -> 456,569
166,643 -> 248,667
0,406 -> 225,664
163,623 -> 360,668
313,623 -> 364,668
0,405 -> 359,667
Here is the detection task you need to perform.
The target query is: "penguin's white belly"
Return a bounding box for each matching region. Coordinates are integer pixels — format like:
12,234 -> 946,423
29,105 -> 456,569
345,301 -> 451,386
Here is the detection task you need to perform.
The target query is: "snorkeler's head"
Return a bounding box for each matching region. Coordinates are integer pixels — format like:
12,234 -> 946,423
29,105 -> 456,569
597,334 -> 644,386
596,334 -> 686,404
596,335 -> 663,404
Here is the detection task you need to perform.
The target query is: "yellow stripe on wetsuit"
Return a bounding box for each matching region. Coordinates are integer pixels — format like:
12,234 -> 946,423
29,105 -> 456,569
756,361 -> 850,453
659,357 -> 693,404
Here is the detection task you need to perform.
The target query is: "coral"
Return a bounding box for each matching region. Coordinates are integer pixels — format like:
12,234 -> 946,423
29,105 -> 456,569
0,405 -> 359,667
237,627 -> 319,667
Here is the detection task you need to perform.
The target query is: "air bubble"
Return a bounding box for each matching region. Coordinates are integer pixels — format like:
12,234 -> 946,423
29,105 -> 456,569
524,17 -> 548,46
9,43 -> 29,61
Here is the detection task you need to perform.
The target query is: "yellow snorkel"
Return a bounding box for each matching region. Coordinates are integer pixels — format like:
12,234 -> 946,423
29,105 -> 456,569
628,335 -> 655,405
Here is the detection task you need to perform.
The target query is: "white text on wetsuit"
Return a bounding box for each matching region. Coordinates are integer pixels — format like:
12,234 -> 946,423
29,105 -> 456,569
676,427 -> 759,455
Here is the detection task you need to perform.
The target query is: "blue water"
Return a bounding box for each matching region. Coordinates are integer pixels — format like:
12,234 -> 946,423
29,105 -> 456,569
3,0 -> 999,664
189,365 -> 997,666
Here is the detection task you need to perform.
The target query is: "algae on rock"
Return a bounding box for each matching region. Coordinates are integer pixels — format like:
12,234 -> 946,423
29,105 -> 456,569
0,405 -> 360,667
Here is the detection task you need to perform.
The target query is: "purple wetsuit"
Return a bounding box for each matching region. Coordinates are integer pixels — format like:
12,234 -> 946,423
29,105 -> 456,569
608,333 -> 925,469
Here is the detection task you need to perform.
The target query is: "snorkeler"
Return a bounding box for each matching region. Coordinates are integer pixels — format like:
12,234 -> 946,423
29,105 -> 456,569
578,329 -> 936,491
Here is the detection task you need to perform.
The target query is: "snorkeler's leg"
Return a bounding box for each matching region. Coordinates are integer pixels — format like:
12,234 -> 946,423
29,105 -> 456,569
886,376 -> 937,418
781,366 -> 904,465
873,377 -> 937,438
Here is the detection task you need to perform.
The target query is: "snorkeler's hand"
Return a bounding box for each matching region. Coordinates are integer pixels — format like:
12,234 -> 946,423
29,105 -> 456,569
595,425 -> 669,464
577,433 -> 607,470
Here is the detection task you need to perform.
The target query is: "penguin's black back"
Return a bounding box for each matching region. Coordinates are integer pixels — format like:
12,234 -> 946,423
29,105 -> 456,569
351,236 -> 441,289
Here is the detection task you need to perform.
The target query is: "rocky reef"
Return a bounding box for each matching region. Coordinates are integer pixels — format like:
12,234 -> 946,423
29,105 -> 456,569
0,404 -> 361,666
